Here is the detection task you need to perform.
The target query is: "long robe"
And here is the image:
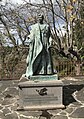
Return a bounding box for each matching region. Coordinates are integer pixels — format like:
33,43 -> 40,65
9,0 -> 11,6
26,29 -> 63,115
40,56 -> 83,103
25,23 -> 53,77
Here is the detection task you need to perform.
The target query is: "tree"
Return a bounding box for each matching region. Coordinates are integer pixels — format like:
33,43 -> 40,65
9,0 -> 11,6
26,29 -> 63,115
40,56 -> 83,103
0,0 -> 84,77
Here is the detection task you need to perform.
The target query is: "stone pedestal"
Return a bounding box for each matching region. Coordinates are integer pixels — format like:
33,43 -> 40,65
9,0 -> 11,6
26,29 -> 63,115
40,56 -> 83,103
18,75 -> 65,110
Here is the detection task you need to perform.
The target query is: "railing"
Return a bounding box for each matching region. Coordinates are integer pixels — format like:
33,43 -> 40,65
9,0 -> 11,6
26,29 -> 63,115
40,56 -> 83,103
0,60 -> 84,79
55,60 -> 84,76
55,60 -> 75,76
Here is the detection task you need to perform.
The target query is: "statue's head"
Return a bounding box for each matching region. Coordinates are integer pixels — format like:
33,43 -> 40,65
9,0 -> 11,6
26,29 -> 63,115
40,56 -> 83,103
38,14 -> 44,23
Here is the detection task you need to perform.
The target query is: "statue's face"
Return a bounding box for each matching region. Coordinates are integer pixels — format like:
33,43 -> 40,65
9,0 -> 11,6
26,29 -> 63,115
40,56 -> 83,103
38,15 -> 44,23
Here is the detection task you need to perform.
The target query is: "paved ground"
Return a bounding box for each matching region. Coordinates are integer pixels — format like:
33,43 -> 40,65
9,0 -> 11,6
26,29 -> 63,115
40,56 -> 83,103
0,77 -> 84,119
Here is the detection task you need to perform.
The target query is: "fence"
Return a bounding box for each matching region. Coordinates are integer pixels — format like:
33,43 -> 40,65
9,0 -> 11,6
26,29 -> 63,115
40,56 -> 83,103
55,60 -> 84,76
0,60 -> 84,79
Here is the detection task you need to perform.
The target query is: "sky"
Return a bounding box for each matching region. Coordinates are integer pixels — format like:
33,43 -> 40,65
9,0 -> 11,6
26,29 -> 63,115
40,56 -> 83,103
1,0 -> 26,5
1,0 -> 43,4
1,0 -> 55,5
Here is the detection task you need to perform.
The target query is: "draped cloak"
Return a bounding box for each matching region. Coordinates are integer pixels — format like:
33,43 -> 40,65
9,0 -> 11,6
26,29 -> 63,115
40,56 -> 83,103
25,23 -> 53,77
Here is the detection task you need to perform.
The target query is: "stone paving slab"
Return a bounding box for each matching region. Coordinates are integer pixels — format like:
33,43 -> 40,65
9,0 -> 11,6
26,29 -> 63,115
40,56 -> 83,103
0,77 -> 84,119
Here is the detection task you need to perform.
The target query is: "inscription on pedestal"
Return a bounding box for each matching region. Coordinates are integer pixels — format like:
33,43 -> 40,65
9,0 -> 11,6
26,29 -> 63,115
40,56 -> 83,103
18,78 -> 65,110
21,87 -> 61,106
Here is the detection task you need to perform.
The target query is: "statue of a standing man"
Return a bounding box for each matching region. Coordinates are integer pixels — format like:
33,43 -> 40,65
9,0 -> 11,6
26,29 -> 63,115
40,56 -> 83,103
25,14 -> 54,78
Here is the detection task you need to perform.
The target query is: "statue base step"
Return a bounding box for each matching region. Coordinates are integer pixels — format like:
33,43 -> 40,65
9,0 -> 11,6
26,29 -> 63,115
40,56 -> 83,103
17,104 -> 65,111
18,75 -> 65,110
30,74 -> 58,80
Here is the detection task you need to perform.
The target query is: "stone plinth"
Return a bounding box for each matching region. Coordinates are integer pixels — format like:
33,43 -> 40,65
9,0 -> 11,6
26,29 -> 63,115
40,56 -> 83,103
18,75 -> 65,110
30,74 -> 58,80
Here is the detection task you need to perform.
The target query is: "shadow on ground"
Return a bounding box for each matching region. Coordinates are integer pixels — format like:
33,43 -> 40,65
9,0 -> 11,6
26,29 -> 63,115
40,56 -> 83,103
39,110 -> 53,119
63,84 -> 84,106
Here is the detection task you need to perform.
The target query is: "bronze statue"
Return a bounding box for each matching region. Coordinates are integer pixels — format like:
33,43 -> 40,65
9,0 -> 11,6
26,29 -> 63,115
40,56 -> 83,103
24,14 -> 54,78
